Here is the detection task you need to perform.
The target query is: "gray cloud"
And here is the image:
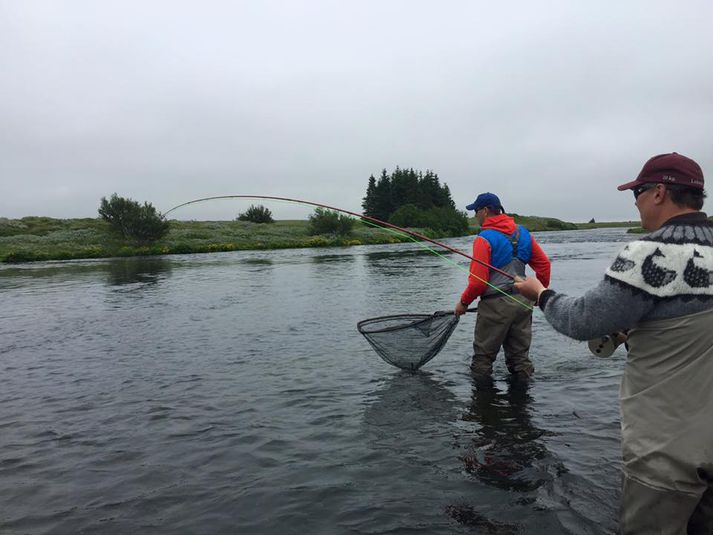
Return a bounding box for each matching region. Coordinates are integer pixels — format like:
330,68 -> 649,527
2,0 -> 712,222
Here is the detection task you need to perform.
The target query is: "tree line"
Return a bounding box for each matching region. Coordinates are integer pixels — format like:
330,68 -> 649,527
98,167 -> 467,245
362,167 -> 468,235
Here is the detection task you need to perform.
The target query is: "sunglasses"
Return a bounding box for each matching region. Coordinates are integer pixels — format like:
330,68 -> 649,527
632,183 -> 658,199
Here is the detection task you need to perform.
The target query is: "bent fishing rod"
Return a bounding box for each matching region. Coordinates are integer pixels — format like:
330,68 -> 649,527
164,194 -> 516,280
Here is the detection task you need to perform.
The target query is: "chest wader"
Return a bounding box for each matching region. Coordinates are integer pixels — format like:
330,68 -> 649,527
619,308 -> 713,535
471,229 -> 535,380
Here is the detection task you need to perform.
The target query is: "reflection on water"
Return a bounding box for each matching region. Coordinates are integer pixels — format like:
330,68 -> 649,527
461,377 -> 551,492
365,248 -> 449,262
359,372 -> 467,534
310,252 -> 356,265
0,257 -> 173,289
0,262 -> 110,289
363,371 -> 459,435
448,376 -> 570,533
106,257 -> 172,286
364,247 -> 451,279
445,503 -> 519,535
241,257 -> 273,266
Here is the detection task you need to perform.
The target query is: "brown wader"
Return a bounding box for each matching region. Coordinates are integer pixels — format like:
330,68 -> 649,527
471,293 -> 535,379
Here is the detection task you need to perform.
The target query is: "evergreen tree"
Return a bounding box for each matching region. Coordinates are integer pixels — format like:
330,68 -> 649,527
372,169 -> 393,221
390,167 -> 418,208
439,183 -> 456,209
419,171 -> 439,209
362,174 -> 377,216
361,167 -> 460,228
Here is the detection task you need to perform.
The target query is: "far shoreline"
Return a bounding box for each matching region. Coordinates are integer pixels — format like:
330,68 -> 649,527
0,216 -> 641,264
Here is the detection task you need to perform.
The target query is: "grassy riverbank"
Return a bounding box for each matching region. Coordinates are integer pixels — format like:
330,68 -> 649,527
0,217 -> 446,263
573,220 -> 639,229
0,215 -> 636,263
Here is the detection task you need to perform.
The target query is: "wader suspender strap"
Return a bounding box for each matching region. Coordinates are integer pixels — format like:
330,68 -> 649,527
509,228 -> 520,258
480,228 -> 523,300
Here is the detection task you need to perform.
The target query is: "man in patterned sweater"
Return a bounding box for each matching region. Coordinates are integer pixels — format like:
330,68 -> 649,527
515,152 -> 713,534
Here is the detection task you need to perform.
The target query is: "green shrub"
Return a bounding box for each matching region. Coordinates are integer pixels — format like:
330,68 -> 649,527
511,214 -> 578,232
543,218 -> 577,230
308,207 -> 355,236
98,194 -> 170,245
0,219 -> 27,237
237,204 -> 274,223
4,250 -> 41,263
388,204 -> 425,228
388,204 -> 469,236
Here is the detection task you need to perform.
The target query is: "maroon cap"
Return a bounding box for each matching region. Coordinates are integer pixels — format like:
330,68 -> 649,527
617,152 -> 705,191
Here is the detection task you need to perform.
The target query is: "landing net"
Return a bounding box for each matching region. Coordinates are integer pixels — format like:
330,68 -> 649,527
357,310 -> 470,371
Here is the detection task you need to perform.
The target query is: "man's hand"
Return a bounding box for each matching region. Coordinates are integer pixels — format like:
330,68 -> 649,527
513,276 -> 546,303
454,300 -> 468,316
613,331 -> 629,345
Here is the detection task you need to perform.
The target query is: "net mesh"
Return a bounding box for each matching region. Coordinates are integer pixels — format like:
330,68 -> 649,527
357,311 -> 461,371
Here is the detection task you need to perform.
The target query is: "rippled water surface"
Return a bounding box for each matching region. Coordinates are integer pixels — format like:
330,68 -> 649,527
1,228 -> 635,534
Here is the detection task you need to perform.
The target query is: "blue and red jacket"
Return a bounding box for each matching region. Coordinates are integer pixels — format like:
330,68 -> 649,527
460,214 -> 551,305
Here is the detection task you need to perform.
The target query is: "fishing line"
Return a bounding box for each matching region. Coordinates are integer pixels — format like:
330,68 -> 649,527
356,217 -> 532,309
164,195 -> 534,311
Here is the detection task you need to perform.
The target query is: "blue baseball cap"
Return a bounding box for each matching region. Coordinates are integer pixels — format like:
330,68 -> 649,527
465,192 -> 503,212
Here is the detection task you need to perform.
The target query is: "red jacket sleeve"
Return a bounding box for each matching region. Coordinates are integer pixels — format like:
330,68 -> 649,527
528,236 -> 551,287
460,236 -> 491,305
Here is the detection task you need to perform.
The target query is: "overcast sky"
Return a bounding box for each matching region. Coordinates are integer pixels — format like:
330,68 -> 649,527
2,1 -> 712,222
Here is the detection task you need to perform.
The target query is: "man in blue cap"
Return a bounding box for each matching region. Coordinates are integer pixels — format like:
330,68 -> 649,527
455,192 -> 551,381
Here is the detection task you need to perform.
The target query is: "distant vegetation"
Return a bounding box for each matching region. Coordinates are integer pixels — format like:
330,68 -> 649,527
510,214 -> 578,231
0,189 -> 645,263
308,208 -> 355,236
98,193 -> 170,245
237,204 -> 274,224
575,220 -> 639,230
0,217 -> 422,263
0,214 -> 641,263
362,167 -> 469,236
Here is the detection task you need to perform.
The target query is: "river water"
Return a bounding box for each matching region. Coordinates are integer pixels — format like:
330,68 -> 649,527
1,228 -> 634,534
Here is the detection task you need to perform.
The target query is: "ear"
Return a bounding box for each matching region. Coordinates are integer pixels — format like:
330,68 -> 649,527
652,184 -> 667,205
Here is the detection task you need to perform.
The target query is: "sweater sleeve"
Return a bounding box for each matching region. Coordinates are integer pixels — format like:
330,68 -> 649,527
528,236 -> 551,287
539,278 -> 656,340
460,236 -> 491,305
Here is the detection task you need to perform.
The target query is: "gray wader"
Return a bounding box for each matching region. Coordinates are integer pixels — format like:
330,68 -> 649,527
472,228 -> 534,379
620,308 -> 713,534
471,294 -> 535,379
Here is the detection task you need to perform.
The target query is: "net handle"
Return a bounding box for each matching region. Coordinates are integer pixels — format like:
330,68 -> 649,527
435,307 -> 478,315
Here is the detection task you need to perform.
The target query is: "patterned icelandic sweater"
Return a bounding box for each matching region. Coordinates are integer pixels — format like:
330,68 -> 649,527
538,212 -> 713,340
